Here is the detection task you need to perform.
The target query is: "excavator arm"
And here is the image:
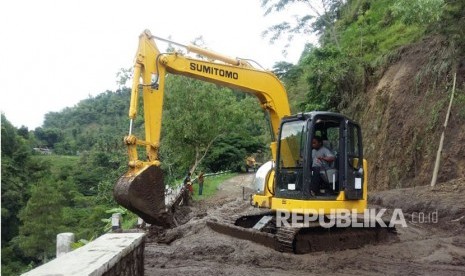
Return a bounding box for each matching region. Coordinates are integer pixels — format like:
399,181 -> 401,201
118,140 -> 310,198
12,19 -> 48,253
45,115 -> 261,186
114,29 -> 290,226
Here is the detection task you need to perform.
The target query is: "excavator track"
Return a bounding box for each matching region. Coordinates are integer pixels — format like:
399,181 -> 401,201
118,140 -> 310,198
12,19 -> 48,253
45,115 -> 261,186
207,210 -> 279,251
208,212 -> 397,254
292,220 -> 397,253
276,226 -> 299,253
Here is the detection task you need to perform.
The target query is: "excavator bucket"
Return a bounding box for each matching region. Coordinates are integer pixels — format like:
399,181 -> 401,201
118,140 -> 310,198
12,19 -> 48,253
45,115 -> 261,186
113,165 -> 175,228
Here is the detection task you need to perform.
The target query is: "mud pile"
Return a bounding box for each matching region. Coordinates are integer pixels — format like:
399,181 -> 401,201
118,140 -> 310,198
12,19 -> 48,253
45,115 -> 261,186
144,174 -> 465,275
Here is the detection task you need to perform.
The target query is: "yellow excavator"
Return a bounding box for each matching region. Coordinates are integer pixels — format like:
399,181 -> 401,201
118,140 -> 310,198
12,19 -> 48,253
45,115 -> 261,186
114,30 -> 394,253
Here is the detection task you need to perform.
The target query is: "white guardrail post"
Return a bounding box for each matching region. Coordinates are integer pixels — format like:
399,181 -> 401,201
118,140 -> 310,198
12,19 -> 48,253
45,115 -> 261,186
56,232 -> 75,257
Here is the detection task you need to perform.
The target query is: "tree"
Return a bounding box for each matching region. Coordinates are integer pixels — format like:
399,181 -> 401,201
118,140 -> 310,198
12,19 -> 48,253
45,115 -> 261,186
17,126 -> 30,139
161,76 -> 235,175
203,134 -> 265,172
71,150 -> 124,195
115,67 -> 133,89
160,75 -> 268,179
272,61 -> 298,79
261,0 -> 345,50
1,114 -> 55,274
1,115 -> 36,244
299,44 -> 355,111
18,177 -> 65,262
34,127 -> 63,148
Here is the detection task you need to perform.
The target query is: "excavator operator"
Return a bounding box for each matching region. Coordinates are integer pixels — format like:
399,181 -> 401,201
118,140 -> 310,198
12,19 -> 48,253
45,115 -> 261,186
310,136 -> 335,195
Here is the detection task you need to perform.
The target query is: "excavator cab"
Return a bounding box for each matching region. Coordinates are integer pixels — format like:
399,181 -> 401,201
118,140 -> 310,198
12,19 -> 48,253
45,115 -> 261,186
274,112 -> 364,201
251,111 -> 366,210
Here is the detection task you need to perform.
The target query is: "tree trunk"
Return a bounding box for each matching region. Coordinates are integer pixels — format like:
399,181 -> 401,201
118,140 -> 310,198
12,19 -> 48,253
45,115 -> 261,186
189,135 -> 221,174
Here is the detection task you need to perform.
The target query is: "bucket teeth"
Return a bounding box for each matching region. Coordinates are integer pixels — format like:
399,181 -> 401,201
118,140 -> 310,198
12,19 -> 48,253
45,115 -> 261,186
114,165 -> 175,227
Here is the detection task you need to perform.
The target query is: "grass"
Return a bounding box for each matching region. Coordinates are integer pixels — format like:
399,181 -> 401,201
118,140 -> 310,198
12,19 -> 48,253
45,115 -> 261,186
192,172 -> 238,200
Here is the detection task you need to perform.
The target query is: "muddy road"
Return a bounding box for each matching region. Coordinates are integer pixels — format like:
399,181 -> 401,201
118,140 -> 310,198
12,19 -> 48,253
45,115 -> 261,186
144,174 -> 465,275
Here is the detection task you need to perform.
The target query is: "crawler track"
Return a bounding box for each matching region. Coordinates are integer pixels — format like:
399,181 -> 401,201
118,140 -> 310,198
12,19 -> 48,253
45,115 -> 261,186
208,212 -> 397,254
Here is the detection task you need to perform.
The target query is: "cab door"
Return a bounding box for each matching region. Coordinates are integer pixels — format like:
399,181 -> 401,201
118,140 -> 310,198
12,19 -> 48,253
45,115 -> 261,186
344,121 -> 364,200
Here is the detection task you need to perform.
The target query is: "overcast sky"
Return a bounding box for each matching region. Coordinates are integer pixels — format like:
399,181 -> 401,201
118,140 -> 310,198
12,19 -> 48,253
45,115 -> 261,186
0,0 -> 315,129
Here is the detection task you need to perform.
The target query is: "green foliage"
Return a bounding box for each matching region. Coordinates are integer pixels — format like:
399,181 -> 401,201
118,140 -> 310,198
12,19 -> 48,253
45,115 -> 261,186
61,204 -> 107,239
33,155 -> 78,177
273,56 -> 309,113
18,177 -> 65,262
1,244 -> 33,275
203,134 -> 265,172
391,0 -> 444,25
34,127 -> 64,149
2,114 -> 121,272
2,115 -> 53,274
101,207 -> 137,232
435,0 -> 465,51
338,0 -> 427,64
273,61 -> 301,81
71,238 -> 90,250
266,0 -> 447,111
300,44 -> 356,111
15,173 -> 106,263
38,89 -> 131,154
71,150 -> 126,196
2,115 -> 30,158
1,115 -> 48,243
160,76 -> 269,182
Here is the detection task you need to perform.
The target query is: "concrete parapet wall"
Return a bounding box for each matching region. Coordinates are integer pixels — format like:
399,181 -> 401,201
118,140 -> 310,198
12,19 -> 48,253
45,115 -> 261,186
22,233 -> 146,276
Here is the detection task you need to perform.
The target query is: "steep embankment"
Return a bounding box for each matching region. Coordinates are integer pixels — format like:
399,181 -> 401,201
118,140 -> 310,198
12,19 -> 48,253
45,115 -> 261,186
353,36 -> 465,190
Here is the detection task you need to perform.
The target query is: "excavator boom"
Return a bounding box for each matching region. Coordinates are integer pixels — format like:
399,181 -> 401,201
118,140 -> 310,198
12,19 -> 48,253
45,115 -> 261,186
114,30 -> 290,226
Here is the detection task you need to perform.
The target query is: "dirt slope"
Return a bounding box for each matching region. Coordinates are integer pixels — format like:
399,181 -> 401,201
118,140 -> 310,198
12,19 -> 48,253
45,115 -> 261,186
352,36 -> 465,190
144,174 -> 465,276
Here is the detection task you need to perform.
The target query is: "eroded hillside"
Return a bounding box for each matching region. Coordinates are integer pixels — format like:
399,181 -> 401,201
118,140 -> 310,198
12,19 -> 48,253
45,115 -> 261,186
352,36 -> 465,190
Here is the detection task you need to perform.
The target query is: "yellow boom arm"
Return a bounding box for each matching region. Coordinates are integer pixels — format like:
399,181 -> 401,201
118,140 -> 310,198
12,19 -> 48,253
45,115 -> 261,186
126,29 -> 291,169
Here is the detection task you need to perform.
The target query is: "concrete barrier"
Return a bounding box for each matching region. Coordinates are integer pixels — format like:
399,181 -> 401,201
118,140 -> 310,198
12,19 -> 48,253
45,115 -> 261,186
22,233 -> 146,276
56,232 -> 75,257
